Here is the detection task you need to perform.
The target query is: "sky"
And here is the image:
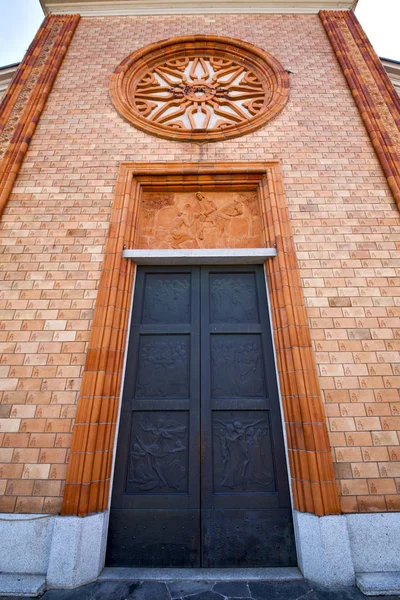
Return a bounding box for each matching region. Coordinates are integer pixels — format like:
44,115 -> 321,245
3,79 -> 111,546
355,0 -> 400,61
0,0 -> 399,68
0,0 -> 44,67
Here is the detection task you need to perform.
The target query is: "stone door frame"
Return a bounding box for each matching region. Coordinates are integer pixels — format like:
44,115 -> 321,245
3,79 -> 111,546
62,161 -> 340,519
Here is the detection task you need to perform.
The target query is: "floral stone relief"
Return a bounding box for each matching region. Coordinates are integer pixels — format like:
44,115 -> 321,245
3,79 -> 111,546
110,35 -> 289,142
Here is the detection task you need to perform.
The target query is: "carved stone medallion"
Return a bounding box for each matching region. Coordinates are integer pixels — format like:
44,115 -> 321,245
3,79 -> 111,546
110,35 -> 289,142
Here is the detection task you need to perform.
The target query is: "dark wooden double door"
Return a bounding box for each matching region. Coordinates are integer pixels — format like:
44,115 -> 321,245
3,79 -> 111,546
107,265 -> 296,568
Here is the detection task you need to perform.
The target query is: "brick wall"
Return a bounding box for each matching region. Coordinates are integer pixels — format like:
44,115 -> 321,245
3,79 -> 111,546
0,13 -> 399,514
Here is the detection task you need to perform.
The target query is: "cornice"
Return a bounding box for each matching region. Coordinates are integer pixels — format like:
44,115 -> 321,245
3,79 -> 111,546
381,58 -> 400,96
41,0 -> 355,16
0,64 -> 20,100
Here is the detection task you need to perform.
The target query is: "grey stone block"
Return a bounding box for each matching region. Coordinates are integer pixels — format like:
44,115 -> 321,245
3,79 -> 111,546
293,511 -> 355,587
346,513 -> 400,573
122,248 -> 277,265
0,574 -> 45,597
46,511 -> 108,589
0,514 -> 53,575
356,572 -> 400,596
99,567 -> 303,582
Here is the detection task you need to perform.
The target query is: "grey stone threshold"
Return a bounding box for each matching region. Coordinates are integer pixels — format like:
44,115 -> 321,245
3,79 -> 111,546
356,572 -> 400,596
99,566 -> 303,582
0,574 -> 45,597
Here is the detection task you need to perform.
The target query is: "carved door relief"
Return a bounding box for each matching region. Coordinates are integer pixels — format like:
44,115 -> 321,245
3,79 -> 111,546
107,266 -> 295,568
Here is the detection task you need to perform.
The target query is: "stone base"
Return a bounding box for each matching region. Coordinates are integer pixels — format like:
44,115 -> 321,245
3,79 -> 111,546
0,514 -> 54,574
47,511 -> 108,588
0,574 -> 45,597
293,511 -> 354,586
356,572 -> 400,596
293,510 -> 400,590
0,509 -> 400,591
0,511 -> 108,592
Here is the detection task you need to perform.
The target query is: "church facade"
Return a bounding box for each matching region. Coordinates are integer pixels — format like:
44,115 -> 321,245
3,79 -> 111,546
0,0 -> 400,594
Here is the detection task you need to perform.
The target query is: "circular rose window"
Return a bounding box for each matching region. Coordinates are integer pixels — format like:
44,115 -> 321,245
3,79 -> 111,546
110,35 -> 289,143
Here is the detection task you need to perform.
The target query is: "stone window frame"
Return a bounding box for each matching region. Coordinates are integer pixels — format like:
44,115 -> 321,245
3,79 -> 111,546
62,161 -> 340,518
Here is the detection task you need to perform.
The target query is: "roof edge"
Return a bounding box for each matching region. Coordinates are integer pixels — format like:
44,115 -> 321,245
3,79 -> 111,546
0,63 -> 20,97
40,0 -> 355,16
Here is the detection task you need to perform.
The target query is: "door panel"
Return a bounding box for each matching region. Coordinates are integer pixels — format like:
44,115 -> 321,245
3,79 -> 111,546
209,271 -> 260,324
202,509 -> 296,568
108,509 -> 200,567
210,334 -> 266,398
107,267 -> 201,566
126,410 -> 189,495
200,266 -> 295,566
107,265 -> 296,568
212,410 -> 275,495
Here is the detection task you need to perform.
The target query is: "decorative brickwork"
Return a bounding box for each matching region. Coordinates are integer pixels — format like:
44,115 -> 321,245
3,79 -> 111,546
110,35 -> 289,142
320,11 -> 400,211
0,15 -> 399,515
0,14 -> 80,220
62,164 -> 138,515
260,168 -> 340,515
62,162 -> 339,517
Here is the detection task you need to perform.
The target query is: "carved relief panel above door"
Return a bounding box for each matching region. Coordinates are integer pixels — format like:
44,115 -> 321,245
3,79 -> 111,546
138,190 -> 262,249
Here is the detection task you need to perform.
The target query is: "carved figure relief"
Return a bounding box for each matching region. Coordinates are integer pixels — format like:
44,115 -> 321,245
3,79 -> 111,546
128,415 -> 188,492
213,414 -> 274,493
110,35 -> 289,142
142,274 -> 190,324
139,191 -> 262,249
135,336 -> 189,398
210,274 -> 259,323
211,335 -> 265,398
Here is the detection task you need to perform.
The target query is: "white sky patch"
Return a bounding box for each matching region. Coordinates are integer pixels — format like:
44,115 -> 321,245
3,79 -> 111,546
355,0 -> 400,61
0,0 -> 44,66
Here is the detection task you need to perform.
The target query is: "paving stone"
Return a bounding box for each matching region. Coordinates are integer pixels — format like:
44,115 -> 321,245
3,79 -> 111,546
310,586 -> 377,600
43,581 -> 167,600
213,582 -> 251,597
41,582 -> 100,600
0,597 -> 38,600
98,582 -> 144,600
368,597 -> 400,600
249,580 -> 313,600
168,581 -> 215,598
124,582 -> 170,600
13,578 -> 397,600
179,593 -> 224,600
